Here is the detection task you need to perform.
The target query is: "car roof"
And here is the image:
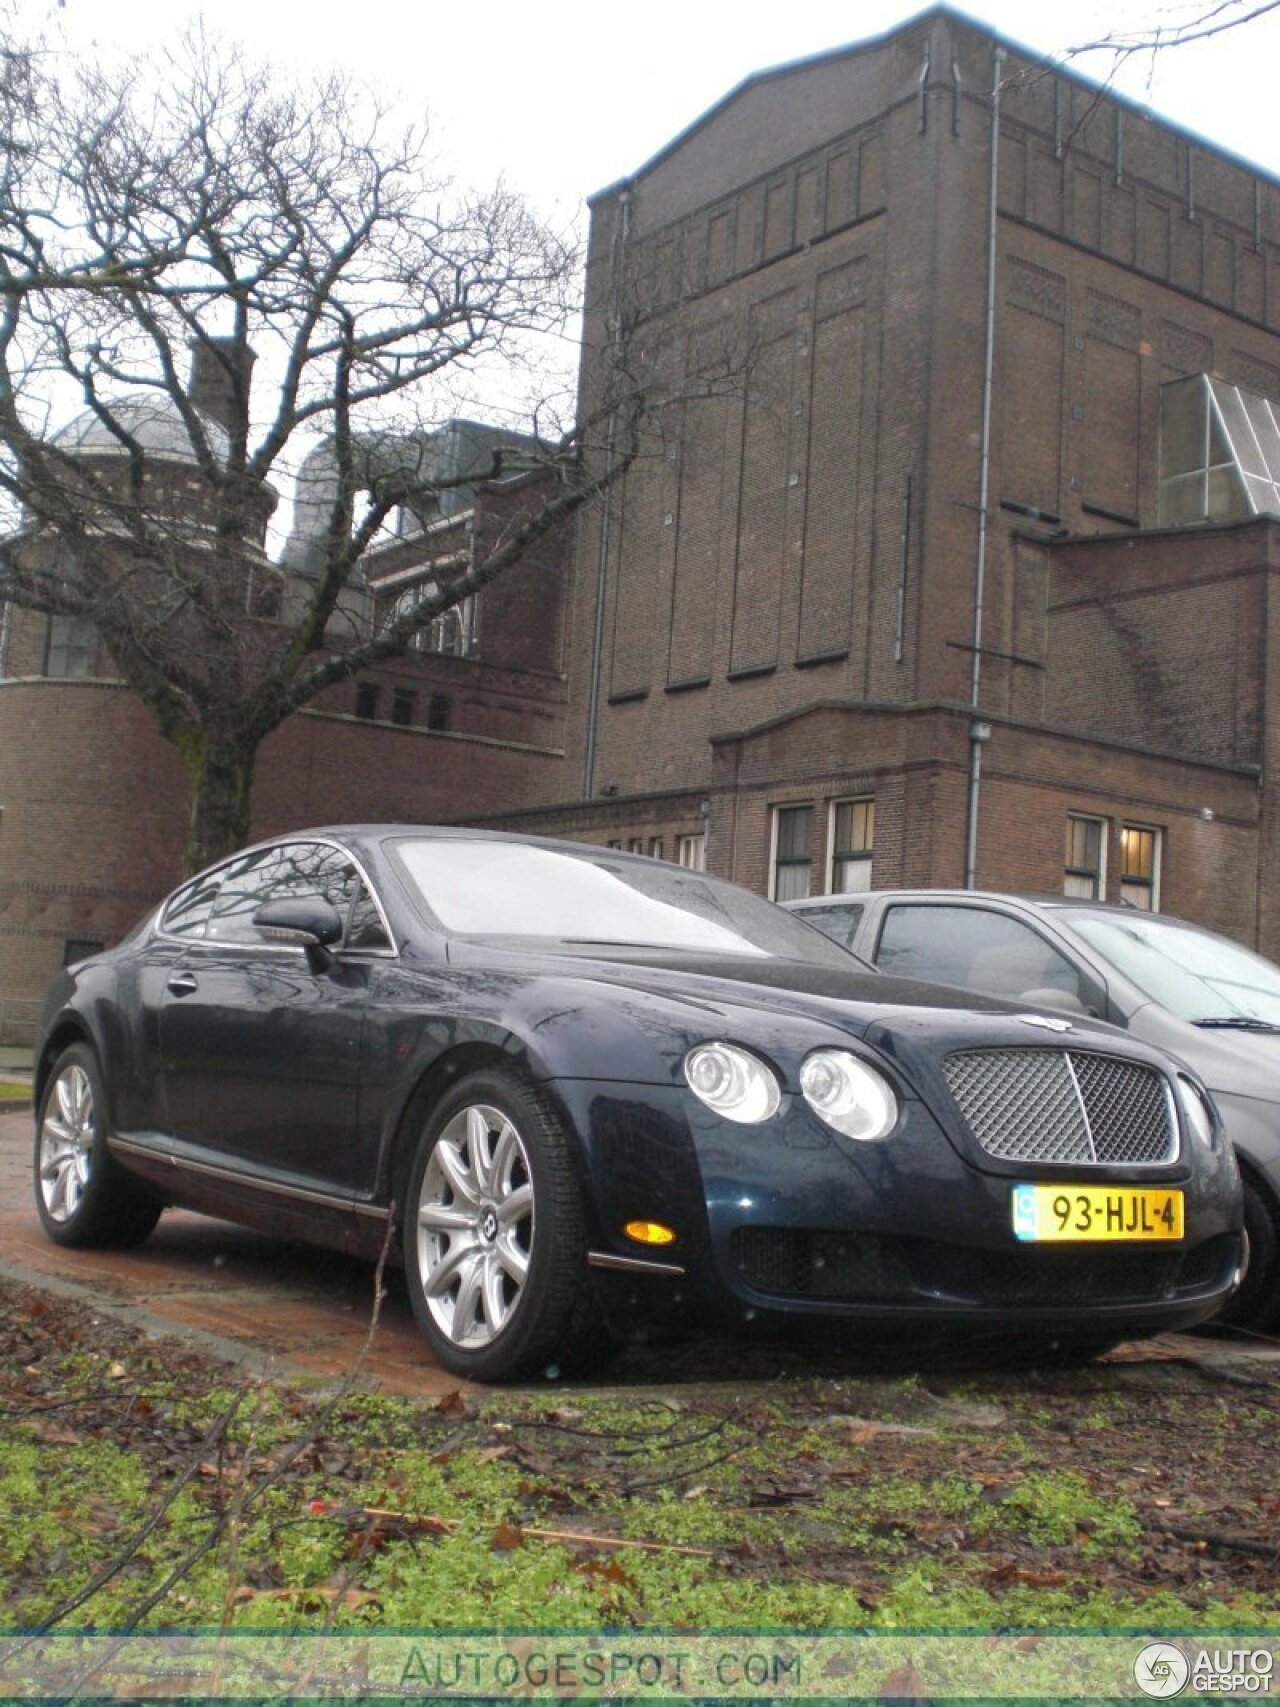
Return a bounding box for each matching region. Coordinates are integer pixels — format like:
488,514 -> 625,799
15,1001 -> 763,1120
785,889 -> 1188,922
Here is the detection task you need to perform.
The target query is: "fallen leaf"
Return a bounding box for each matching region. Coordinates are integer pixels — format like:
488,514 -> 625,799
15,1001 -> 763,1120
490,1521 -> 524,1552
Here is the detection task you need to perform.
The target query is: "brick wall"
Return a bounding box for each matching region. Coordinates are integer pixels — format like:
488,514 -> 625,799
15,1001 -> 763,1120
0,680 -> 567,1042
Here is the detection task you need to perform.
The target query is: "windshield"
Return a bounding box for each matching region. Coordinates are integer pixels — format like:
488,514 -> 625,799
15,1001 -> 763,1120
392,838 -> 858,967
1068,910 -> 1280,1024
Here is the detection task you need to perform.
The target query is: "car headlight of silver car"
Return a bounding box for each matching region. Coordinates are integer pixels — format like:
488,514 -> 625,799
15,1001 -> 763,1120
800,1049 -> 900,1142
684,1043 -> 782,1124
1177,1075 -> 1217,1149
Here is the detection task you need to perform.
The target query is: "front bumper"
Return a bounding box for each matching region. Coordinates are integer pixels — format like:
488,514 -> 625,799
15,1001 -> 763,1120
552,1078 -> 1243,1343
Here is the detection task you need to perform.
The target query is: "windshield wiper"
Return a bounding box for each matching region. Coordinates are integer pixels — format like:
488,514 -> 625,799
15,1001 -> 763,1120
1193,1016 -> 1280,1033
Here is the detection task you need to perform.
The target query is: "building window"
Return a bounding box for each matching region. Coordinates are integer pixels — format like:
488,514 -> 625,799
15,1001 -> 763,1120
426,694 -> 451,732
385,580 -> 474,655
676,834 -> 706,871
829,798 -> 874,894
45,613 -> 96,679
1120,824 -> 1161,910
1064,815 -> 1105,899
771,804 -> 813,902
1159,373 -> 1280,526
354,682 -> 380,720
391,688 -> 417,727
649,837 -> 664,860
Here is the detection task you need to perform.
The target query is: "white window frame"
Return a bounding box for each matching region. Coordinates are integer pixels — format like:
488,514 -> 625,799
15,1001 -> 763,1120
676,833 -> 706,872
383,576 -> 475,656
1120,823 -> 1162,911
1064,813 -> 1107,900
769,803 -> 814,902
827,797 -> 875,895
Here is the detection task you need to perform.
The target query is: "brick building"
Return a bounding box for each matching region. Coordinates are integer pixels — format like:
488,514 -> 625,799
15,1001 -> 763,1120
6,5 -> 1280,1041
502,5 -> 1280,961
0,391 -> 572,1042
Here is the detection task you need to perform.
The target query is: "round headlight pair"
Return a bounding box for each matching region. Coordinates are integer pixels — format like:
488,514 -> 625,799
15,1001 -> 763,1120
683,1042 -> 899,1142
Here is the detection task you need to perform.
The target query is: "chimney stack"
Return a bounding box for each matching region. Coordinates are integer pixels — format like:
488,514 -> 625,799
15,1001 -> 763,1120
189,337 -> 256,436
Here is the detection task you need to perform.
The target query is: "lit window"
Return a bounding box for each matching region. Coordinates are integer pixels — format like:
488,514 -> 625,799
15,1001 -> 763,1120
772,805 -> 813,902
676,834 -> 706,871
1120,824 -> 1161,910
829,799 -> 874,893
1064,815 -> 1105,899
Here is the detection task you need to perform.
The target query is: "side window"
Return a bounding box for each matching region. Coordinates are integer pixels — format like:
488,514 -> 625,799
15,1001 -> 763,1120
875,906 -> 1087,1009
161,874 -> 224,940
797,902 -> 865,950
345,882 -> 393,952
205,843 -> 360,946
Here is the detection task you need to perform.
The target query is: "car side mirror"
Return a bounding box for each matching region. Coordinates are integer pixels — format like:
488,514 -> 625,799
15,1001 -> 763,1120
253,897 -> 344,971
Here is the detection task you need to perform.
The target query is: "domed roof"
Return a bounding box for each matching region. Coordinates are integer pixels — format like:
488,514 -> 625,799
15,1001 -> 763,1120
50,396 -> 230,464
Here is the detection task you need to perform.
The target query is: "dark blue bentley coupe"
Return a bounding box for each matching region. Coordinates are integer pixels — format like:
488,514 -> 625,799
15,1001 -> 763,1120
32,828 -> 1243,1380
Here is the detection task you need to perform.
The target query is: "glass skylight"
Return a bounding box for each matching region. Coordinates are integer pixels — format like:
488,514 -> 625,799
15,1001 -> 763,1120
1159,374 -> 1280,526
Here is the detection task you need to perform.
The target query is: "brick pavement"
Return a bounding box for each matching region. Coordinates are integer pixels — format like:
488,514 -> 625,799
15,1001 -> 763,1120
0,1108 -> 464,1398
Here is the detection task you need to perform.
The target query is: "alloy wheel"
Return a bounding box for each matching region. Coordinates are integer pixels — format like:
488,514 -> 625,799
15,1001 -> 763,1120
415,1103 -> 534,1349
38,1063 -> 95,1223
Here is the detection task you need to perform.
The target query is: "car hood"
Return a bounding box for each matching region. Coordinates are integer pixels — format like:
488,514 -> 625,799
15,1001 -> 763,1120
445,940 -> 1151,1055
1131,1001 -> 1280,1106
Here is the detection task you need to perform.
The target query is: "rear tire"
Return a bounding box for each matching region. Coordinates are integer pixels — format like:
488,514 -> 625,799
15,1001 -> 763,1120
403,1069 -> 613,1383
33,1044 -> 162,1249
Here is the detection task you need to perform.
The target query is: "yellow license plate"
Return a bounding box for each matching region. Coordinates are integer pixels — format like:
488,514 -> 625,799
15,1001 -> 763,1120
1012,1184 -> 1184,1242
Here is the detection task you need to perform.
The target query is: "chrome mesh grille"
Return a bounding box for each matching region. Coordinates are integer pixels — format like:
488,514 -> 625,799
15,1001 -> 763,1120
941,1049 -> 1177,1167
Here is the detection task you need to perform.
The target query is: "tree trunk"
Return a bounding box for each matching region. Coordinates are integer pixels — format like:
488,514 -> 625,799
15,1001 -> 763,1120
174,726 -> 259,875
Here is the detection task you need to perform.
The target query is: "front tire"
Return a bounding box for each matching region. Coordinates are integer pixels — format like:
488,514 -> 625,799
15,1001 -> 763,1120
1215,1175 -> 1280,1334
403,1070 -> 611,1382
34,1044 -> 162,1249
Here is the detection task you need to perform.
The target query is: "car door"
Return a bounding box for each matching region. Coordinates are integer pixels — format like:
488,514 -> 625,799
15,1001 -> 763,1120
157,839 -> 384,1194
868,902 -> 1107,1016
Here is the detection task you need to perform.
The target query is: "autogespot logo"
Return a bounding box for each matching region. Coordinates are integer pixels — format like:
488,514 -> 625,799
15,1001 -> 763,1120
1135,1643 -> 1190,1698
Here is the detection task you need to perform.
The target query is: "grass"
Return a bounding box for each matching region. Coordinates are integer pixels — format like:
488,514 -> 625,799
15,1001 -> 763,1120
2,1279 -> 1279,1638
0,1077 -> 31,1100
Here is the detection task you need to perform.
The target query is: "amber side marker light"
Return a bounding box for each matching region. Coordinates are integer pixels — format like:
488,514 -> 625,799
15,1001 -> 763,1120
624,1220 -> 677,1246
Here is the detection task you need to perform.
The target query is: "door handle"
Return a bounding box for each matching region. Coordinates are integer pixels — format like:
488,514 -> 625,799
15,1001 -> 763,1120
166,972 -> 199,997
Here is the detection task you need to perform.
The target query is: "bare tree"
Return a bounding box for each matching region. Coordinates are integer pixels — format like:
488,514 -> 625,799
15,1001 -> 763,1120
1064,0 -> 1280,76
0,29 -> 682,871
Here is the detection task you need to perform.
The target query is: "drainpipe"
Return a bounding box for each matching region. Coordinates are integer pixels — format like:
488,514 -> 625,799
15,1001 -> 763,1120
964,44 -> 1004,889
583,184 -> 633,799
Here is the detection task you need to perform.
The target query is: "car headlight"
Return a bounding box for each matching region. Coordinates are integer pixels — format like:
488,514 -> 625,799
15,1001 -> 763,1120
800,1049 -> 899,1142
1178,1075 -> 1217,1149
684,1043 -> 781,1124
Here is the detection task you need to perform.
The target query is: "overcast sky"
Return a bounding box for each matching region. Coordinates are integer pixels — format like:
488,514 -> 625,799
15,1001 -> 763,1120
18,0 -> 1280,230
